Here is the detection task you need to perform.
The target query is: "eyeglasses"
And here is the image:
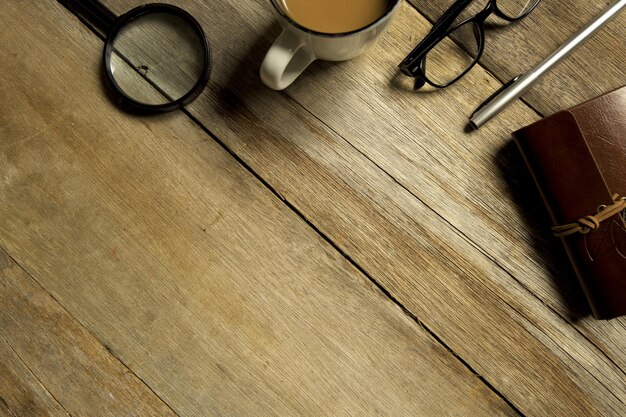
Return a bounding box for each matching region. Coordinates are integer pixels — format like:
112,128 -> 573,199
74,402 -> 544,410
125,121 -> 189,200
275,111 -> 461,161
399,0 -> 541,89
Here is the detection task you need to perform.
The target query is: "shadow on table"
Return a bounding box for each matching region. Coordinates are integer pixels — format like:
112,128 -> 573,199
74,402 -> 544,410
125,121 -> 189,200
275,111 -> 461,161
495,140 -> 592,321
388,70 -> 444,94
217,25 -> 344,116
217,27 -> 274,115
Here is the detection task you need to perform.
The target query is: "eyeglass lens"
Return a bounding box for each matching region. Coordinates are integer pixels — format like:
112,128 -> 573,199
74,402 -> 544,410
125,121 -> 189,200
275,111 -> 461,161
424,22 -> 481,86
496,0 -> 540,20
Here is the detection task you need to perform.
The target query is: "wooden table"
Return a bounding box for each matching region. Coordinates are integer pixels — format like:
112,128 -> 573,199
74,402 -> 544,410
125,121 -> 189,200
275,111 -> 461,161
1,1 -> 624,415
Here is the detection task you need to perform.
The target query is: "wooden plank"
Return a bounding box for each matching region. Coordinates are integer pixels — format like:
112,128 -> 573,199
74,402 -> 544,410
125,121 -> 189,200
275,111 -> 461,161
0,334 -> 68,417
91,0 -> 626,415
0,248 -> 178,417
407,0 -> 626,115
0,1 -> 519,416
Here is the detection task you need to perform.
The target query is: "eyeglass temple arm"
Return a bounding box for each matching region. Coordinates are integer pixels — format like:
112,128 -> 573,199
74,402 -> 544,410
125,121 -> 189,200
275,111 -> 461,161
431,0 -> 474,32
399,0 -> 474,75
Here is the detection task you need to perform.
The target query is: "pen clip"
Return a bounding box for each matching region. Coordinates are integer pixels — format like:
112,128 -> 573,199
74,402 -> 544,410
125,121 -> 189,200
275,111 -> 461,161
472,74 -> 522,116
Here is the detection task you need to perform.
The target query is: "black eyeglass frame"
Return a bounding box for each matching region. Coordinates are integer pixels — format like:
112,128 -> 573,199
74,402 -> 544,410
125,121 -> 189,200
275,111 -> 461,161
399,0 -> 541,89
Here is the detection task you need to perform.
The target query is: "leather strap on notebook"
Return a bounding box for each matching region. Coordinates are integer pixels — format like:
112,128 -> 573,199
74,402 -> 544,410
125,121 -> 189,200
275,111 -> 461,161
553,194 -> 626,237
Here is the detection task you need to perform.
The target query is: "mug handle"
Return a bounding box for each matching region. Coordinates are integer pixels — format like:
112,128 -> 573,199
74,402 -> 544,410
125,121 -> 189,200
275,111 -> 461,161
260,29 -> 315,90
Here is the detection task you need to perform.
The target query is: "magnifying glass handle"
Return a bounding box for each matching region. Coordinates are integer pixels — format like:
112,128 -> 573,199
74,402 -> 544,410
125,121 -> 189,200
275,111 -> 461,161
59,0 -> 117,37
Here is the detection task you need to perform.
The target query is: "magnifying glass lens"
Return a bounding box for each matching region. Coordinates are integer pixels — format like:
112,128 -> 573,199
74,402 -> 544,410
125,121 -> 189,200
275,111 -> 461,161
108,11 -> 207,107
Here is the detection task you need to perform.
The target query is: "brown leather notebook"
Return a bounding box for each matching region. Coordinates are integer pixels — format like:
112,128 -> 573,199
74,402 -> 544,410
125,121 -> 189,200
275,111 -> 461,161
513,86 -> 626,320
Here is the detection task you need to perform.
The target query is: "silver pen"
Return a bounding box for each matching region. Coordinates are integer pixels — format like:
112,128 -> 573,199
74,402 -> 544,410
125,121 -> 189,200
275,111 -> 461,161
469,0 -> 626,130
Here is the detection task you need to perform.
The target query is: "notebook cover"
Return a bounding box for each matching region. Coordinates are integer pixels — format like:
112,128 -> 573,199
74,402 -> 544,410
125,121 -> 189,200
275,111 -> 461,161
513,86 -> 626,320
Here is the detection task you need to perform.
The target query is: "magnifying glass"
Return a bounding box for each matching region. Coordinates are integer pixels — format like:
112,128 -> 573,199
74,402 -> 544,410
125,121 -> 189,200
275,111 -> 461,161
61,0 -> 211,112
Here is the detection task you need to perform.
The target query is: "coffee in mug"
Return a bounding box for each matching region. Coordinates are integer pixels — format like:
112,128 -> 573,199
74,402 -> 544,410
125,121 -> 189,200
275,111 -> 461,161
279,0 -> 392,34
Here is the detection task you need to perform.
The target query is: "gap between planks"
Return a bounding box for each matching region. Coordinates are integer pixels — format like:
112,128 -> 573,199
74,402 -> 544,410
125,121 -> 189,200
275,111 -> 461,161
0,332 -> 71,417
182,108 -> 527,414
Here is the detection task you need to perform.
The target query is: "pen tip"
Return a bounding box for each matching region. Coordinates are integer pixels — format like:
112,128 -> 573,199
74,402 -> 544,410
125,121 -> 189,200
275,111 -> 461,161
464,121 -> 478,133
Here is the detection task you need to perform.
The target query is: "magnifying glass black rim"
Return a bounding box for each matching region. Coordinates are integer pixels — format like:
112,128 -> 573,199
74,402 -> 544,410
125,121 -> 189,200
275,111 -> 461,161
103,3 -> 211,113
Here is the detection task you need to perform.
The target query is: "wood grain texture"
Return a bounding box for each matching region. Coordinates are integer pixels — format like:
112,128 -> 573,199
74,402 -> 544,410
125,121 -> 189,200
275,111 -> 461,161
0,1 -> 518,416
0,248 -> 178,417
408,0 -> 626,115
92,0 -> 626,415
0,334 -> 68,417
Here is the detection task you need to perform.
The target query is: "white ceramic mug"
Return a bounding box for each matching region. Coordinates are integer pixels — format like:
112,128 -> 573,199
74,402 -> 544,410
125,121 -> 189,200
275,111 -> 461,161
260,0 -> 402,90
